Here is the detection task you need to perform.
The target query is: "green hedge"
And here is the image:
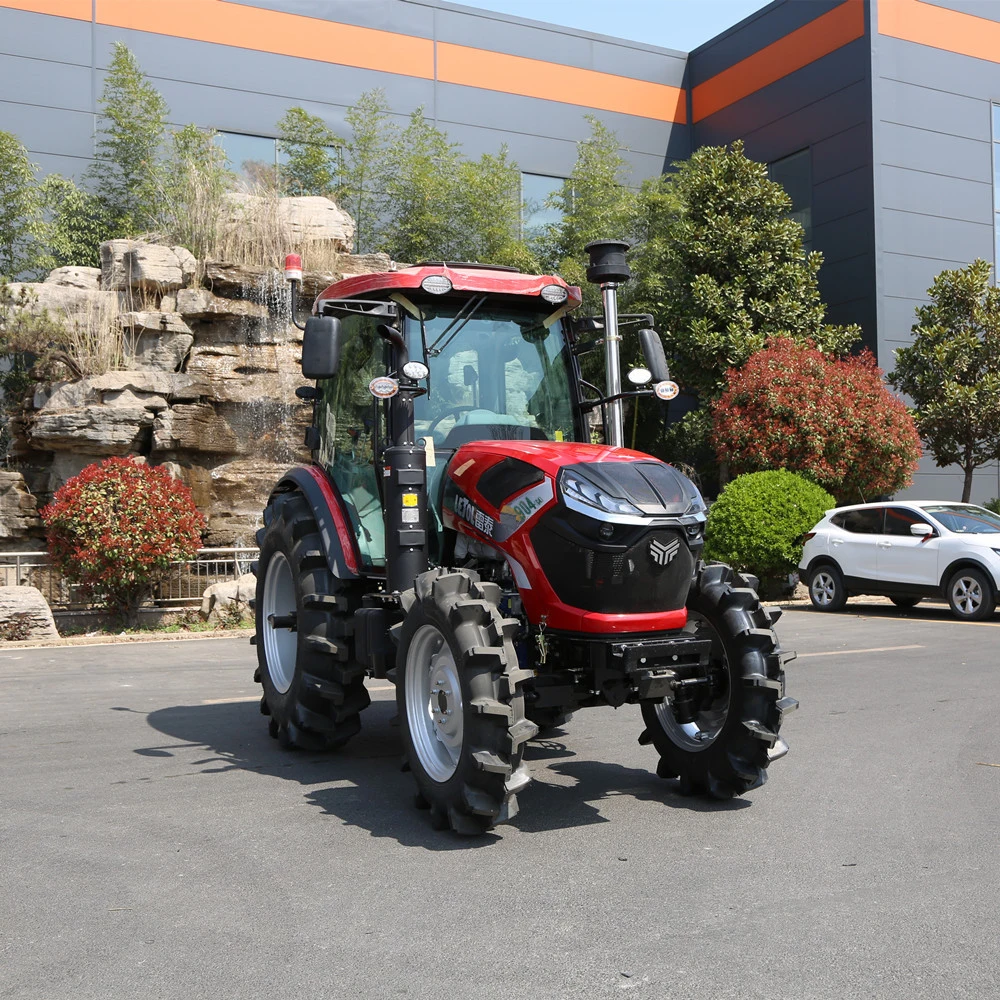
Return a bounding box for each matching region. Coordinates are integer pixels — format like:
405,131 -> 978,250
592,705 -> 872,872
705,470 -> 835,581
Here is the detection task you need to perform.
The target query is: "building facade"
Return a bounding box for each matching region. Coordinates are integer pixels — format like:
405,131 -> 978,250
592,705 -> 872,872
2,0 -> 1000,499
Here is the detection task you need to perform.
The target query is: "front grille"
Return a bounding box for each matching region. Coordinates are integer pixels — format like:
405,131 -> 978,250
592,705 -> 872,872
530,511 -> 693,613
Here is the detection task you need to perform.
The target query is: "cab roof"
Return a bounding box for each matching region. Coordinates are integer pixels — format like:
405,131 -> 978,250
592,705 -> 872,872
314,262 -> 583,311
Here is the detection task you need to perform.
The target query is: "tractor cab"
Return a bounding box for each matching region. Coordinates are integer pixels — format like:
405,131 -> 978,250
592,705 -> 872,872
302,262 -> 597,572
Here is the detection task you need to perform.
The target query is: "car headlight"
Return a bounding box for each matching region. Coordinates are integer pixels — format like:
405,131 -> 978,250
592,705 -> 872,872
561,471 -> 642,517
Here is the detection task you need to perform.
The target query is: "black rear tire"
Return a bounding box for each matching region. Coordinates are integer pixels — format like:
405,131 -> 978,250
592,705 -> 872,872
395,569 -> 537,835
253,492 -> 369,750
640,563 -> 791,800
890,595 -> 921,609
808,563 -> 847,612
946,567 -> 995,622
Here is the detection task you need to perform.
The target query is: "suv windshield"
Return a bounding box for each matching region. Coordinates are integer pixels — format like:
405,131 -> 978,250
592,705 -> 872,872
410,303 -> 578,448
924,505 -> 1000,533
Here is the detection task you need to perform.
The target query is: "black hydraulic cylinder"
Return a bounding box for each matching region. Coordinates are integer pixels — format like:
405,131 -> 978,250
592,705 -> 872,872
383,444 -> 429,594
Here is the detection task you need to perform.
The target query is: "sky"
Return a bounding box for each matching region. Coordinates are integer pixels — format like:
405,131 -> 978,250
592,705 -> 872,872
461,0 -> 775,52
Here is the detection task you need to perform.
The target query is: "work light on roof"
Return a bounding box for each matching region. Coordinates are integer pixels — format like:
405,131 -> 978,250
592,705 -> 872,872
421,275 -> 452,295
540,284 -> 568,304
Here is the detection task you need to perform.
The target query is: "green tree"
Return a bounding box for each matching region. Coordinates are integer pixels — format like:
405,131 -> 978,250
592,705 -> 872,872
159,124 -> 235,259
0,131 -> 47,278
381,107 -> 461,263
38,175 -> 107,269
342,88 -> 394,254
630,141 -> 858,400
453,146 -> 538,270
541,115 -> 636,306
889,258 -> 1000,502
277,106 -> 341,197
88,42 -> 169,236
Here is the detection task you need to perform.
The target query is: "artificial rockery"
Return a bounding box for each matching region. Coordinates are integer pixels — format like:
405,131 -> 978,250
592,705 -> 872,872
0,196 -> 395,549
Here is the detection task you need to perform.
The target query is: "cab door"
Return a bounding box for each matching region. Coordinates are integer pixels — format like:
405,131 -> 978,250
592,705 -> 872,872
876,506 -> 940,587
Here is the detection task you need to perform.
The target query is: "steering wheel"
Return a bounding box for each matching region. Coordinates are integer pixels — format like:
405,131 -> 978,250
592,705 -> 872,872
427,405 -> 478,438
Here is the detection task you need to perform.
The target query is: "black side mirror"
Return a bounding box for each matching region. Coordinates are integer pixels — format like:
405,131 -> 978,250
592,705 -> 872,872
638,328 -> 670,383
301,316 -> 342,379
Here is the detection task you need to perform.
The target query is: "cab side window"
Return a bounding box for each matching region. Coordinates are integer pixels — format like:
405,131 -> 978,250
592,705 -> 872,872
316,313 -> 385,569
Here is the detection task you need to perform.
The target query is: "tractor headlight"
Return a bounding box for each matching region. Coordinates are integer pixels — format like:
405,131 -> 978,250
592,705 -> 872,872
540,284 -> 568,304
561,471 -> 642,517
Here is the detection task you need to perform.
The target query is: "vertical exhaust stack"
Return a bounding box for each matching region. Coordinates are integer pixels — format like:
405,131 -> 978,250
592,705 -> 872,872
585,239 -> 631,448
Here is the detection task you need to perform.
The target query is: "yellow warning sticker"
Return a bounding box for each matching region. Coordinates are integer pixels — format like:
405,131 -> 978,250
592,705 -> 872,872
555,430 -> 564,442
402,493 -> 418,507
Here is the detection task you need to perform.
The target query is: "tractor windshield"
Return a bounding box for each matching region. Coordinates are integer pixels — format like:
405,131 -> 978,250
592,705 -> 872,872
409,302 -> 580,449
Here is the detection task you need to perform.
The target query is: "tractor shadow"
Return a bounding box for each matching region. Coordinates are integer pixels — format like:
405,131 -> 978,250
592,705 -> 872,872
141,698 -> 748,847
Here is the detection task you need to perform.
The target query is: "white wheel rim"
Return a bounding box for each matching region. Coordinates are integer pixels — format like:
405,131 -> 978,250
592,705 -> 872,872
405,624 -> 463,783
811,571 -> 837,607
262,550 -> 297,694
953,575 -> 983,616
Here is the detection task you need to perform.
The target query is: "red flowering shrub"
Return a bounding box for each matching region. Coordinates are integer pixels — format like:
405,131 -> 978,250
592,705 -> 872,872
711,338 -> 922,502
41,457 -> 205,623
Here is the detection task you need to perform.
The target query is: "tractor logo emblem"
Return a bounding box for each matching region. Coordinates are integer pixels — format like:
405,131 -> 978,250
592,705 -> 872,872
649,537 -> 680,567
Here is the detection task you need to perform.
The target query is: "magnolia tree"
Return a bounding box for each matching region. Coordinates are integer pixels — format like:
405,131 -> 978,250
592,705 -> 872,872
711,337 -> 921,503
41,458 -> 205,625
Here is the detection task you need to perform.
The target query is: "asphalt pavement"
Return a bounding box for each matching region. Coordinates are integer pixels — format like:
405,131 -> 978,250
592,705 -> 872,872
1,602 -> 998,999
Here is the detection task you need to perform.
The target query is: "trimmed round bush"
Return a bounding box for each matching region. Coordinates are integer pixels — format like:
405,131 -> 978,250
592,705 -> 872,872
704,470 -> 834,582
41,457 -> 205,624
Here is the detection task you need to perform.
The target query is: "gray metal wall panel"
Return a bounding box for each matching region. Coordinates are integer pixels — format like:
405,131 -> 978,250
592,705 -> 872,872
898,211 -> 995,264
689,0 -> 842,85
0,55 -> 92,114
226,0 -> 436,37
810,121 -> 872,184
30,150 -> 92,179
814,165 -> 871,227
880,165 -> 991,224
812,210 -> 872,266
0,100 -> 93,158
878,36 -> 1000,103
878,78 -> 990,142
0,8 -> 91,64
920,0 -> 1000,20
434,7 -> 686,85
881,252 -> 974,299
878,122 -> 988,183
730,78 -> 871,165
880,296 -> 927,343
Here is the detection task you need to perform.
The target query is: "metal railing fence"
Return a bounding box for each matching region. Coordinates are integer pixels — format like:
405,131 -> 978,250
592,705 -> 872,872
0,547 -> 258,610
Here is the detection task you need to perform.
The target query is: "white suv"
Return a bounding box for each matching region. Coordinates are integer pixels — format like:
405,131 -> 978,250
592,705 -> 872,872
799,501 -> 1000,621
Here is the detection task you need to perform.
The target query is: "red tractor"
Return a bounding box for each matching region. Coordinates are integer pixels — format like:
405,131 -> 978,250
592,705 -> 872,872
253,241 -> 796,834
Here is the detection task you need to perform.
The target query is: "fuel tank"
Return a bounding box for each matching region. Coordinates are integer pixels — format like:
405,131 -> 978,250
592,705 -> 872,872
441,440 -> 707,635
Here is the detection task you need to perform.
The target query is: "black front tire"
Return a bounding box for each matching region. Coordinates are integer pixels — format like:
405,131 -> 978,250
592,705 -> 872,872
946,567 -> 995,622
395,569 -> 537,835
808,563 -> 847,612
640,564 -> 792,800
253,492 -> 369,750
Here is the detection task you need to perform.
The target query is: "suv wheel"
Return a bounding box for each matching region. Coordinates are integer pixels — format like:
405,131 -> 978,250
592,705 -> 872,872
808,564 -> 847,612
946,567 -> 995,621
